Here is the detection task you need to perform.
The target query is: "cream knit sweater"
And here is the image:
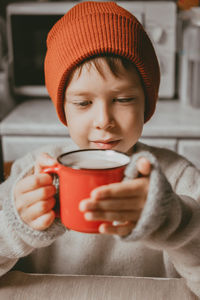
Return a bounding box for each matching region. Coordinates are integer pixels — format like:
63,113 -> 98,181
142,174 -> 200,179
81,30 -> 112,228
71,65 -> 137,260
0,141 -> 200,297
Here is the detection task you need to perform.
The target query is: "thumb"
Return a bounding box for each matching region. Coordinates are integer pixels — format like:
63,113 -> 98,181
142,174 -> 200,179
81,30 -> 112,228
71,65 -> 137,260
34,152 -> 57,174
136,157 -> 151,177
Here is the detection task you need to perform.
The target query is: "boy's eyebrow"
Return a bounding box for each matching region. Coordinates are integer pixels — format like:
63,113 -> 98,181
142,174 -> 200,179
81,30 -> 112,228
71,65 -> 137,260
66,91 -> 94,97
110,86 -> 141,92
66,86 -> 140,97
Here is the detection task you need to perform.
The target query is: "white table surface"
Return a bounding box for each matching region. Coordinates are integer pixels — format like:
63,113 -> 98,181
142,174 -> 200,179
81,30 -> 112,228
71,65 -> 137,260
0,271 -> 198,300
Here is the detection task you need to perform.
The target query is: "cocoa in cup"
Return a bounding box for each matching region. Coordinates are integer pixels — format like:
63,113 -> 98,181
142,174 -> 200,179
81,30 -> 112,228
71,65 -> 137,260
43,149 -> 130,233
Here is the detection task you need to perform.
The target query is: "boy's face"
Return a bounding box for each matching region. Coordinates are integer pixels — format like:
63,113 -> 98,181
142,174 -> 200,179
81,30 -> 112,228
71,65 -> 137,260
64,59 -> 145,155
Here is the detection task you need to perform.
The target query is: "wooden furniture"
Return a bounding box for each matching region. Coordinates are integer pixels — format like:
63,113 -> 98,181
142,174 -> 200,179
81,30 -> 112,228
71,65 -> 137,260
3,161 -> 13,180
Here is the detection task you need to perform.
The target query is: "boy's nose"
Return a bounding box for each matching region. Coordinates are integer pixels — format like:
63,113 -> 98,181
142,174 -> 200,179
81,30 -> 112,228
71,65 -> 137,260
93,103 -> 115,130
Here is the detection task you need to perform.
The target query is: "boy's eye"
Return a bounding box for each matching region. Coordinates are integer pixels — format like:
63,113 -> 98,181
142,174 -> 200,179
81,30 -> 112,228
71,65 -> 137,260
74,100 -> 92,107
113,97 -> 135,103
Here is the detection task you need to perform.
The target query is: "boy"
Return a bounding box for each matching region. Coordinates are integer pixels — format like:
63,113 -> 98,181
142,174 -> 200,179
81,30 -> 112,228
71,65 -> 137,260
0,1 -> 200,297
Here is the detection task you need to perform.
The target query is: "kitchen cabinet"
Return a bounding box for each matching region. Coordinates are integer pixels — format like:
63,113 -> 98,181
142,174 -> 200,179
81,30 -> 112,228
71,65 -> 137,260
141,138 -> 200,169
0,99 -> 200,178
2,136 -> 70,162
140,100 -> 200,169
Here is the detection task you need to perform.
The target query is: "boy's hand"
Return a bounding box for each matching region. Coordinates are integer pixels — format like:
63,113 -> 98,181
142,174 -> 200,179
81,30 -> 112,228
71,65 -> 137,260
14,153 -> 57,231
79,157 -> 151,237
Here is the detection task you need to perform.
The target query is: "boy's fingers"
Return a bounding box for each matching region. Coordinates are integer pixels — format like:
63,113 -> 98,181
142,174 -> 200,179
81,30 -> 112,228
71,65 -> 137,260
99,221 -> 136,236
136,157 -> 151,177
21,198 -> 56,223
30,210 -> 55,231
34,152 -> 57,174
16,185 -> 56,211
14,173 -> 53,196
79,197 -> 143,212
90,178 -> 147,200
84,210 -> 141,222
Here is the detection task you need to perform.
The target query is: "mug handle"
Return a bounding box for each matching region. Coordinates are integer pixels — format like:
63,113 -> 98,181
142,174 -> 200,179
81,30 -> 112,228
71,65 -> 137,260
42,164 -> 61,217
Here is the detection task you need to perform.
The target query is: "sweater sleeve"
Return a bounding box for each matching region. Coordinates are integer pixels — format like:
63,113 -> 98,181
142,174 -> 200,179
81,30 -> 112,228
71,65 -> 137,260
122,151 -> 200,297
0,152 -> 66,276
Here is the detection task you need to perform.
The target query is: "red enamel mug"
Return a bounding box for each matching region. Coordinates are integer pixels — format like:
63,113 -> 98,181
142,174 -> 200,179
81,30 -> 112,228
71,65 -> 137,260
43,149 -> 130,233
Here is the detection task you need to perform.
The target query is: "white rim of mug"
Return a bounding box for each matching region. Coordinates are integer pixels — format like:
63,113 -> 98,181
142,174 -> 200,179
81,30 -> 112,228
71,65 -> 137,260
57,149 -> 130,170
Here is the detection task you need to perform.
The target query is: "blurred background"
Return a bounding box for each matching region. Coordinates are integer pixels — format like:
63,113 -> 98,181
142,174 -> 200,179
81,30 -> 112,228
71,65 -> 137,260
0,0 -> 200,182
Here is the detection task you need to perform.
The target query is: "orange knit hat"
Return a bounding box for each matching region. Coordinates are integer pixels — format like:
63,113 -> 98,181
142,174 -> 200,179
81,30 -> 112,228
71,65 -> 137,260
44,1 -> 160,125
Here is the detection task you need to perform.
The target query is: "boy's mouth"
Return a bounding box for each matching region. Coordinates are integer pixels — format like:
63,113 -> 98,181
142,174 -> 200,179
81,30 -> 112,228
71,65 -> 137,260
90,139 -> 120,150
